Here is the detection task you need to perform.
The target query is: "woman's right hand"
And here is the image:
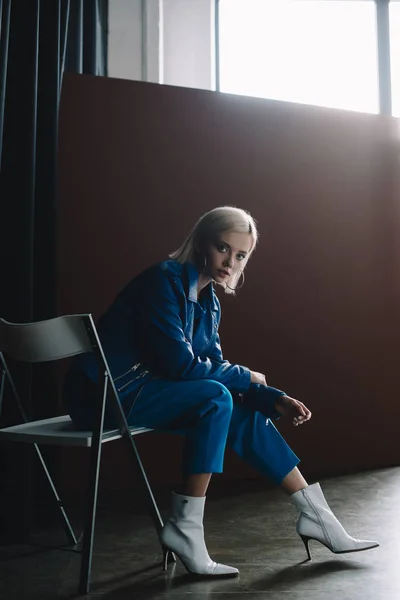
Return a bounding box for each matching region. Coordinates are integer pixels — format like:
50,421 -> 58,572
250,370 -> 267,386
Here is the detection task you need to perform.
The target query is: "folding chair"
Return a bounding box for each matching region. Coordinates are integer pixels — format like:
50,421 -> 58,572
0,314 -> 175,593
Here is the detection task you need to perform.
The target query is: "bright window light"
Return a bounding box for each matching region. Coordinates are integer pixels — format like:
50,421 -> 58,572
218,0 -> 379,114
390,1 -> 400,117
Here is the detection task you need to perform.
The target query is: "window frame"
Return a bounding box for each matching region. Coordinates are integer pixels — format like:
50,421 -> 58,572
215,0 -> 396,116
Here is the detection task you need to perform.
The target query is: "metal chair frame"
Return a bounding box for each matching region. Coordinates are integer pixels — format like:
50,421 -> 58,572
0,314 -> 175,593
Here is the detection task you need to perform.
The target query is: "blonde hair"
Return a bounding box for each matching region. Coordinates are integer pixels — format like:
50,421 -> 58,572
169,206 -> 258,294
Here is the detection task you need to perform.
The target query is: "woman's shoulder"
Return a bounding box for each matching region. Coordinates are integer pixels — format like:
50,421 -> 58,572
130,260 -> 188,296
101,261 -> 186,320
140,259 -> 185,283
159,259 -> 185,278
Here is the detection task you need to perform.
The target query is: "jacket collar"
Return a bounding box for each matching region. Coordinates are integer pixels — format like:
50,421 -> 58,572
186,262 -> 218,310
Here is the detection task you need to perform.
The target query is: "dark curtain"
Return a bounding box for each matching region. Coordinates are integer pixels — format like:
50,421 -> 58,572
0,0 -> 108,541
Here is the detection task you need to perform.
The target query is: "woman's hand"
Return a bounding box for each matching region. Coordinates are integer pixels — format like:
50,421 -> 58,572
274,394 -> 312,427
250,371 -> 267,386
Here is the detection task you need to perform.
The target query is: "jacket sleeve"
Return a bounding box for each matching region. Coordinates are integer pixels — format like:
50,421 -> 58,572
136,267 -> 251,393
241,383 -> 285,420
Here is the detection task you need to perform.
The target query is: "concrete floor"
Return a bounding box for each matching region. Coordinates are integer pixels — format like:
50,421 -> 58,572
0,467 -> 398,599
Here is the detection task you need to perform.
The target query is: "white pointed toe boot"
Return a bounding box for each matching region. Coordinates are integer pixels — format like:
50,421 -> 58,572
159,492 -> 239,576
291,483 -> 379,560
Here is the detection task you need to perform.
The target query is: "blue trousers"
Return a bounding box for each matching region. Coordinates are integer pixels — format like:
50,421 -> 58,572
66,374 -> 299,485
121,379 -> 299,484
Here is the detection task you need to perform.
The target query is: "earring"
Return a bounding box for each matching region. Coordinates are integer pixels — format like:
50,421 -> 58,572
226,270 -> 245,291
202,255 -> 207,274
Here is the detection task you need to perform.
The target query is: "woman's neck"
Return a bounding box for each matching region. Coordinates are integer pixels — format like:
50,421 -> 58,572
197,272 -> 212,298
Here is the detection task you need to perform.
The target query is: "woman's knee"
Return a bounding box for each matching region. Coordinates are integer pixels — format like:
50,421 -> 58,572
202,380 -> 233,413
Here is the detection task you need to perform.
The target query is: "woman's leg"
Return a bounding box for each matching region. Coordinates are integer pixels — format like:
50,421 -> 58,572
228,402 -> 378,558
123,378 -> 239,576
182,473 -> 212,497
281,467 -> 308,494
226,402 -> 300,485
125,378 -> 234,476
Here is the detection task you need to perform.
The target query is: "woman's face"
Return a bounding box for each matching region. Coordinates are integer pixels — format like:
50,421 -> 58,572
204,231 -> 253,284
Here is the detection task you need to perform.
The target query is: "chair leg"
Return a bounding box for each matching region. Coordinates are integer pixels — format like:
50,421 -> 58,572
79,432 -> 103,595
79,372 -> 109,595
125,435 -> 164,533
0,360 -> 77,545
123,435 -> 175,565
33,443 -> 78,546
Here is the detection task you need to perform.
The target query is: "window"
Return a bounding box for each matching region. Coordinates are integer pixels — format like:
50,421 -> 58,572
218,0 -> 380,114
390,1 -> 400,117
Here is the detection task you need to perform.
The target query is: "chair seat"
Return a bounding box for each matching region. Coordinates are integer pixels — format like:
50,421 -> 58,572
0,414 -> 152,447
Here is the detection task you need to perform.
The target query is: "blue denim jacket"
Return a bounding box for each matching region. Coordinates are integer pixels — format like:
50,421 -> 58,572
65,260 -> 284,418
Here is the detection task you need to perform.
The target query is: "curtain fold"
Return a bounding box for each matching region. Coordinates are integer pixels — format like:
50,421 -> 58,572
0,0 -> 108,541
0,0 -> 11,163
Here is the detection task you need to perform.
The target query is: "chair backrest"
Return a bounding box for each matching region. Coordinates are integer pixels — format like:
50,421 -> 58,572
0,315 -> 95,363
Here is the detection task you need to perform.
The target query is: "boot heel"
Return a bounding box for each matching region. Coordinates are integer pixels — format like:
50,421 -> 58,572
300,535 -> 312,561
162,547 -> 170,571
162,547 -> 176,571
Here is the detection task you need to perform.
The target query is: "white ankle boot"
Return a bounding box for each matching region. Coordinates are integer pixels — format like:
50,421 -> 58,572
159,492 -> 239,576
291,483 -> 379,559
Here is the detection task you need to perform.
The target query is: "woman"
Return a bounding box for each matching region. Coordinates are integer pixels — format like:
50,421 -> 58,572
64,206 -> 378,577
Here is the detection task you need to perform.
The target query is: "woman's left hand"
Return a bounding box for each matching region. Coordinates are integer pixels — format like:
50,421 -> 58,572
274,394 -> 312,427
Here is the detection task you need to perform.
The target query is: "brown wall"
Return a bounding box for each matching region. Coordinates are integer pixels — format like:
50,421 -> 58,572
58,73 -> 400,494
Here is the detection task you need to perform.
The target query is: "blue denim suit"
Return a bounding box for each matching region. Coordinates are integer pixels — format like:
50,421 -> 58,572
64,260 -> 299,482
